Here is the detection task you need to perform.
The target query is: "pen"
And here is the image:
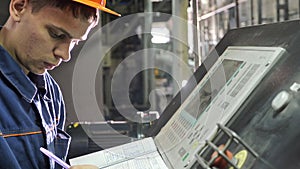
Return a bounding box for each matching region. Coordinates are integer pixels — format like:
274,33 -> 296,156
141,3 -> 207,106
40,147 -> 71,169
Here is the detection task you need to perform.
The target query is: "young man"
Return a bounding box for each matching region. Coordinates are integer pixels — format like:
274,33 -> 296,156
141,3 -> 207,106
0,0 -> 119,168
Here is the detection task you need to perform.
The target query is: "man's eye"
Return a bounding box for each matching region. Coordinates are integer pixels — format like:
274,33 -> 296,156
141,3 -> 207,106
52,33 -> 66,39
49,30 -> 66,39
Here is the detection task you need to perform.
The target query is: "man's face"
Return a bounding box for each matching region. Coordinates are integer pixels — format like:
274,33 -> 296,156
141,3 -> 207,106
13,4 -> 94,75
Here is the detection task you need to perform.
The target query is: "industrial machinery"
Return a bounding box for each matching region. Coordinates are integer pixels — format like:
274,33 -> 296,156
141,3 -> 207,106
67,19 -> 300,169
146,19 -> 300,169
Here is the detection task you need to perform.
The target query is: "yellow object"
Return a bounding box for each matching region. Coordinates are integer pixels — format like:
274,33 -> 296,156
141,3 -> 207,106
72,0 -> 121,16
73,122 -> 79,128
229,150 -> 248,169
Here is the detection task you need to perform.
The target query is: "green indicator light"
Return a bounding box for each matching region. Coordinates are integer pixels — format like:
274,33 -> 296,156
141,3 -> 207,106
182,153 -> 189,161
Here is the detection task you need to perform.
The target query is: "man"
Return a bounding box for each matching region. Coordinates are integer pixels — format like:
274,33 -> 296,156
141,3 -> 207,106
0,0 -> 119,168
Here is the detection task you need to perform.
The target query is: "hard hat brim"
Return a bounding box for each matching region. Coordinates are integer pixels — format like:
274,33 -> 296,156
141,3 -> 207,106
72,0 -> 121,17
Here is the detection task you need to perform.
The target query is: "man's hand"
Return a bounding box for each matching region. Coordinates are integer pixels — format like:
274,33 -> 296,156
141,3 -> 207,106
69,165 -> 98,169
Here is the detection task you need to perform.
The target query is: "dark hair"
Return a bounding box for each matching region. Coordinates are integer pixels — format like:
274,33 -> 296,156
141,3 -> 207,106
29,0 -> 98,24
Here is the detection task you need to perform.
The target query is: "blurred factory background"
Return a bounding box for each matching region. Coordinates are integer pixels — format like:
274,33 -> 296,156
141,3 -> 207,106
2,0 -> 300,159
59,0 -> 300,123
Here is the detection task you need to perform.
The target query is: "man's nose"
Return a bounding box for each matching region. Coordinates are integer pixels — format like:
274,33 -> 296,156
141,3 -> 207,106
54,42 -> 72,62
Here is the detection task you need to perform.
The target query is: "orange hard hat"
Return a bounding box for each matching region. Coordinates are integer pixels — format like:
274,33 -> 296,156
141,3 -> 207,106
72,0 -> 121,16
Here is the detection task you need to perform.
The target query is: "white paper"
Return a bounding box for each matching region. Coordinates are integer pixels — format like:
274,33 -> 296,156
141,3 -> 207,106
69,137 -> 167,169
102,152 -> 168,169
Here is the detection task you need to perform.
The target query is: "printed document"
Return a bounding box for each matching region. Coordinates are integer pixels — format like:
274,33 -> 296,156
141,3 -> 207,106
69,137 -> 168,169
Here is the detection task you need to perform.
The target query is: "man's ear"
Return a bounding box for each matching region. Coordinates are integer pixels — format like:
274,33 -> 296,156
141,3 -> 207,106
9,0 -> 28,22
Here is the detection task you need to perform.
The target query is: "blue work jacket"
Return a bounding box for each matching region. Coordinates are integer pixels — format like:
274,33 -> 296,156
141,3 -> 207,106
0,45 -> 70,169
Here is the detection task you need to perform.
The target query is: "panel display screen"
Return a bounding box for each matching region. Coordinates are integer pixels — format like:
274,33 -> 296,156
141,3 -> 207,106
154,46 -> 285,169
184,59 -> 243,120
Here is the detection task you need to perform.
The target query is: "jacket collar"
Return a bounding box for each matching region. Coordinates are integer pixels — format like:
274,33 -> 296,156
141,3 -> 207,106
0,45 -> 38,102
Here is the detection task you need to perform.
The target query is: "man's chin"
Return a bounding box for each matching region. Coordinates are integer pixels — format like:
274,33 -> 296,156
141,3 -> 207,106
31,69 -> 47,75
